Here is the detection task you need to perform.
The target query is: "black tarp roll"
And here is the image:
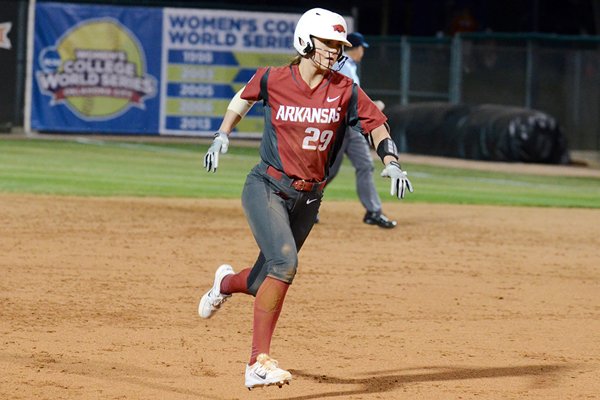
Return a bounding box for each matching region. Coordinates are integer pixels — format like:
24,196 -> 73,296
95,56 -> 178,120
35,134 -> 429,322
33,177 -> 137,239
387,102 -> 570,164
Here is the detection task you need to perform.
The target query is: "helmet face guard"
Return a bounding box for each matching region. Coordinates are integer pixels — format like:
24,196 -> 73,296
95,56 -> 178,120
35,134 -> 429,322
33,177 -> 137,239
293,8 -> 352,56
309,40 -> 347,71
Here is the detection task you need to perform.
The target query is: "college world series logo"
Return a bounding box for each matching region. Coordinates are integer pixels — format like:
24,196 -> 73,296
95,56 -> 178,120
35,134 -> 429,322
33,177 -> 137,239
36,18 -> 157,120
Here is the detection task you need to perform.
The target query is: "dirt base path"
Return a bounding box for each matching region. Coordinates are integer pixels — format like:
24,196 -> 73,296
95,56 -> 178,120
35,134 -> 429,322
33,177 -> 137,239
1,194 -> 599,399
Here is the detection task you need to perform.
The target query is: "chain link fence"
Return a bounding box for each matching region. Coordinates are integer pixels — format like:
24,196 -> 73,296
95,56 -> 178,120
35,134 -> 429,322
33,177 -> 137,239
361,33 -> 600,152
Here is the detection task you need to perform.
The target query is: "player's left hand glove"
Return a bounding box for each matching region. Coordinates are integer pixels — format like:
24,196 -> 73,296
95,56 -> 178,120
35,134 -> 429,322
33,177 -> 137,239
381,161 -> 414,199
203,131 -> 229,173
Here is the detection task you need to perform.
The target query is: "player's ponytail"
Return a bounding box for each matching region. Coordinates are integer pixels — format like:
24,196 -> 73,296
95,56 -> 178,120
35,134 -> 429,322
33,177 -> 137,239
289,55 -> 303,66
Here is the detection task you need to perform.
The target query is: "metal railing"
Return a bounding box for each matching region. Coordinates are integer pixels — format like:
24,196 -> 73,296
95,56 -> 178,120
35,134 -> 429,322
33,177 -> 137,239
361,33 -> 600,151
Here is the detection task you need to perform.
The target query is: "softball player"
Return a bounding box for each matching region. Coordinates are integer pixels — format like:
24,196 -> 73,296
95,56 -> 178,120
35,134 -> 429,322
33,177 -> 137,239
199,8 -> 413,390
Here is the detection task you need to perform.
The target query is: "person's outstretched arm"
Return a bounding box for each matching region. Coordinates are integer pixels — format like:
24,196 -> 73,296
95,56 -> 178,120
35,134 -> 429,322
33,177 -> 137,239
370,124 -> 414,199
203,88 -> 255,173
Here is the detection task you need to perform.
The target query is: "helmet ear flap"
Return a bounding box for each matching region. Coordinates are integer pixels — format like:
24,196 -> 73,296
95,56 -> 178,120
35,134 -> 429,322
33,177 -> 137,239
300,36 -> 314,55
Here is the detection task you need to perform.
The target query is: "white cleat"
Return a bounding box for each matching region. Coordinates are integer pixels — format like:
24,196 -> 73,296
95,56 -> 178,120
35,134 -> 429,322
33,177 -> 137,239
198,264 -> 235,319
245,353 -> 292,390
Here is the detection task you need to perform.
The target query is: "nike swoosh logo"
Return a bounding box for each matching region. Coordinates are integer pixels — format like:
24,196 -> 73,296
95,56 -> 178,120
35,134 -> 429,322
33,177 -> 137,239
306,198 -> 318,205
254,371 -> 267,380
326,95 -> 340,103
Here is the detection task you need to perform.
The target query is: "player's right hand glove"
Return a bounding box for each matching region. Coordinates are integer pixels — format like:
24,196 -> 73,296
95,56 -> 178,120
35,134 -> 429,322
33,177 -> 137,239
203,131 -> 229,173
381,161 -> 414,199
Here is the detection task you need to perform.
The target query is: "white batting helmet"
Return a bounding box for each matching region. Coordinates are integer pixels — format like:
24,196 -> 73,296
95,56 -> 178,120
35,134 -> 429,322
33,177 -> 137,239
293,8 -> 352,55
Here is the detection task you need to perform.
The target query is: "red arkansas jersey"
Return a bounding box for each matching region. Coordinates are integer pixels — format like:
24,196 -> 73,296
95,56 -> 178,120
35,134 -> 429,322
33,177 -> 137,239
241,64 -> 386,182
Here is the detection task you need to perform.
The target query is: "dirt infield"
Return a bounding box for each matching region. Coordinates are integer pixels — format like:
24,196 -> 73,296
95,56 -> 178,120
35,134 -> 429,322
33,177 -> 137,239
1,194 -> 599,399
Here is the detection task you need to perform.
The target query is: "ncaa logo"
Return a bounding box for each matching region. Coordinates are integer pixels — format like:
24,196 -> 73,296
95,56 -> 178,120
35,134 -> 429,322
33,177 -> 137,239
39,47 -> 62,72
0,22 -> 12,50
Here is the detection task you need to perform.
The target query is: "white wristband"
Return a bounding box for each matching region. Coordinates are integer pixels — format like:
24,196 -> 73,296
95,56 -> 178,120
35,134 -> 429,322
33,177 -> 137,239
227,87 -> 255,117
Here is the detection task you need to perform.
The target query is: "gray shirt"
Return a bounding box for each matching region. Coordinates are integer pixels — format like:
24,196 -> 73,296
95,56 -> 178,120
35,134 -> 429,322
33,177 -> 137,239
337,55 -> 360,86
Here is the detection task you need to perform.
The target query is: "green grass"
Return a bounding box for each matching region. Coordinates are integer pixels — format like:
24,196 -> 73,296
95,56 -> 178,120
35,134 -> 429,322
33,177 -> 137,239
1,137 -> 599,208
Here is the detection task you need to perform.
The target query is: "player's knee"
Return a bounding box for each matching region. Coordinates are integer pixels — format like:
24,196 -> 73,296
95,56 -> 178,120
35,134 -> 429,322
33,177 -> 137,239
268,265 -> 297,284
280,258 -> 299,282
270,252 -> 298,283
277,266 -> 297,284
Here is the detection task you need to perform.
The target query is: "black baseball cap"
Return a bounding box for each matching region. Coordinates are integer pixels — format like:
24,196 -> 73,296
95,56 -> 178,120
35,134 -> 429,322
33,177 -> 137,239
347,32 -> 369,48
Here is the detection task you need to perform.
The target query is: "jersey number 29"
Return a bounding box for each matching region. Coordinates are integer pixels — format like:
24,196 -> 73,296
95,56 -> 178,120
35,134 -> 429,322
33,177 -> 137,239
302,127 -> 333,151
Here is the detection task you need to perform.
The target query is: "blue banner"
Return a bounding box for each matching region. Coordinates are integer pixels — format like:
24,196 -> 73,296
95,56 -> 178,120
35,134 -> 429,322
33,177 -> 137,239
159,7 -> 298,137
29,3 -> 352,137
31,2 -> 162,134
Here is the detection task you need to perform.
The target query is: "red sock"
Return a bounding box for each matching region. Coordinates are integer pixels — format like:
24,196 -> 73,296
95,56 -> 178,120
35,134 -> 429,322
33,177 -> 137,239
220,268 -> 251,295
250,277 -> 289,365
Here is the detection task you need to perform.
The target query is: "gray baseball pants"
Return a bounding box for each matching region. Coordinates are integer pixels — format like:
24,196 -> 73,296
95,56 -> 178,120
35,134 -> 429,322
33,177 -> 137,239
328,127 -> 382,213
241,162 -> 322,295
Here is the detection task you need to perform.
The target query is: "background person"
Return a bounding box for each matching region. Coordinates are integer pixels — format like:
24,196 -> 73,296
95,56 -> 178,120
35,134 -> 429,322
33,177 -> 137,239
198,8 -> 413,390
324,32 -> 398,228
